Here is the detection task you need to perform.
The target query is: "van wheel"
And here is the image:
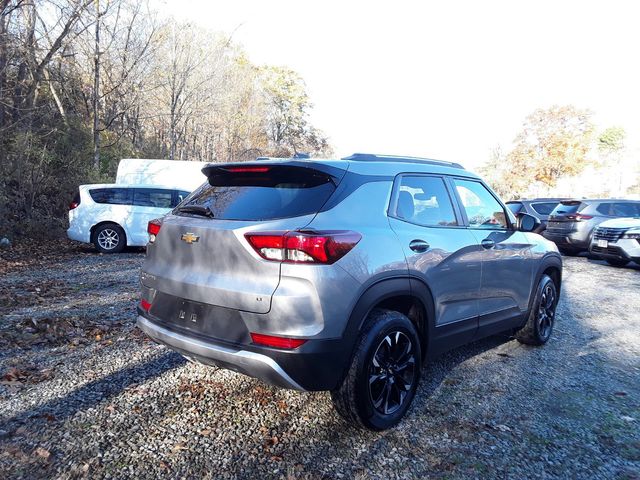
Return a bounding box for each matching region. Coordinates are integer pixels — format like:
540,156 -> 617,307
93,223 -> 126,253
331,309 -> 421,431
516,274 -> 557,346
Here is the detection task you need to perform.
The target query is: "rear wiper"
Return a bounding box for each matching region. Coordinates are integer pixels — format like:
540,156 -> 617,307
174,205 -> 214,218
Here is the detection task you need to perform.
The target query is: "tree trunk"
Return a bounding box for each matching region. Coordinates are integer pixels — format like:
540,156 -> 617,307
92,0 -> 101,170
0,0 -> 9,129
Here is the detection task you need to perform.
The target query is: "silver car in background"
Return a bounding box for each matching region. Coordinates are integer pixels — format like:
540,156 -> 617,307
544,199 -> 640,255
136,153 -> 562,430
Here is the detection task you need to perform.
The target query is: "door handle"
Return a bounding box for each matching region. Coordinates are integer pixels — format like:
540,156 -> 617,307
481,238 -> 495,249
409,239 -> 430,253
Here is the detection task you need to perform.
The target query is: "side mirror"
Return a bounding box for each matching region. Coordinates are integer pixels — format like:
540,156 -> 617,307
517,213 -> 540,232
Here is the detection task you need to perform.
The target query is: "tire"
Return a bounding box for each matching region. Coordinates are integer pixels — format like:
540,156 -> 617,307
331,309 -> 421,431
515,274 -> 558,346
93,223 -> 126,254
605,258 -> 629,267
558,247 -> 579,256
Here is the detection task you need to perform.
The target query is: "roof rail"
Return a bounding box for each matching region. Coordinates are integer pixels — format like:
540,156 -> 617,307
342,153 -> 464,169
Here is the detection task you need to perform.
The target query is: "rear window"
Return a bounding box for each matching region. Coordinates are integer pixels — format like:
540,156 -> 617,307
530,202 -> 559,215
551,201 -> 583,215
178,166 -> 336,221
90,188 -> 131,205
506,202 -> 523,214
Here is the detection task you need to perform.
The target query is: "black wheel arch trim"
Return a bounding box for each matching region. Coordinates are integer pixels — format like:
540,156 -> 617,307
525,253 -> 562,319
335,275 -> 436,388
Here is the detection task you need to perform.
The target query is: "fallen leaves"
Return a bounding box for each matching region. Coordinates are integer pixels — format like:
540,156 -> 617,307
171,443 -> 188,454
34,447 -> 51,460
0,365 -> 54,389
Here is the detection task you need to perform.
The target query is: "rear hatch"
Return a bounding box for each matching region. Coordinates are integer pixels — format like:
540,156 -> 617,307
142,162 -> 346,315
546,201 -> 587,233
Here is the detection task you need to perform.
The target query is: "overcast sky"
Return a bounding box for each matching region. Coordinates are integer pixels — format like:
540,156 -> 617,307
156,0 -> 640,169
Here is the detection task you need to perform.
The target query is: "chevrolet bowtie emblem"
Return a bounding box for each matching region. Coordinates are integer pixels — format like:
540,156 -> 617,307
181,232 -> 200,244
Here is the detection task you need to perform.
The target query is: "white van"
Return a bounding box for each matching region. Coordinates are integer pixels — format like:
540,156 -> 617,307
67,184 -> 190,253
116,158 -> 208,191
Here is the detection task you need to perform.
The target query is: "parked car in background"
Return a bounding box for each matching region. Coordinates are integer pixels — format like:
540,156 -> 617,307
68,184 -> 191,253
136,153 -> 562,430
589,217 -> 640,267
506,198 -> 567,229
543,199 -> 640,255
116,158 -> 208,191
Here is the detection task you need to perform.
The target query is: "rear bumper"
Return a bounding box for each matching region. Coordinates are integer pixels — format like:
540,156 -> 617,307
67,225 -> 90,243
543,231 -> 590,250
137,316 -> 306,390
136,315 -> 350,391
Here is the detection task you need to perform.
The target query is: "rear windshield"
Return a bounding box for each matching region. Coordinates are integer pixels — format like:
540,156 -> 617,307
530,202 -> 559,215
551,201 -> 583,215
178,165 -> 336,221
506,202 -> 523,214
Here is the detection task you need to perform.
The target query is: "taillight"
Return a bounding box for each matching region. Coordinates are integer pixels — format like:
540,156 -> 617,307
147,219 -> 162,243
140,299 -> 151,312
244,230 -> 361,264
250,332 -> 306,349
69,202 -> 79,210
567,214 -> 593,221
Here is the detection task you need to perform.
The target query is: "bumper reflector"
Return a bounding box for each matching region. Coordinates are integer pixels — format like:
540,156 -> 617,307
140,299 -> 152,312
250,333 -> 306,349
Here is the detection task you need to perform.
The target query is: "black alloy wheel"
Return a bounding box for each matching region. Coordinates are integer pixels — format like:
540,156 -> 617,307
537,282 -> 556,341
368,331 -> 417,415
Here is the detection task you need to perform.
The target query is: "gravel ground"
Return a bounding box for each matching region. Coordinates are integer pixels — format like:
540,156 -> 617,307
0,241 -> 639,479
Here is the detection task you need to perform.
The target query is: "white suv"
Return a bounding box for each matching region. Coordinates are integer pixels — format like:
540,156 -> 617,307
590,217 -> 640,267
67,184 -> 190,253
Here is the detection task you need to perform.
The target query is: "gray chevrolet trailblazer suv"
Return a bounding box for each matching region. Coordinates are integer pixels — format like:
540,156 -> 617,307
137,153 -> 562,430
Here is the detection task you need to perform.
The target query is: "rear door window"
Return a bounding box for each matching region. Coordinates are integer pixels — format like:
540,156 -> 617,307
178,166 -> 336,221
90,188 -> 132,205
392,176 -> 458,226
133,188 -> 173,208
612,202 -> 640,217
453,179 -> 509,229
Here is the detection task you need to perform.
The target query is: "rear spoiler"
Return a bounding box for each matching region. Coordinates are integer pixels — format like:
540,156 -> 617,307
201,161 -> 348,185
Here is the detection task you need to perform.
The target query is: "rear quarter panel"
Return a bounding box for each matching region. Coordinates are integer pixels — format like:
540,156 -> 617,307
279,179 -> 408,338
